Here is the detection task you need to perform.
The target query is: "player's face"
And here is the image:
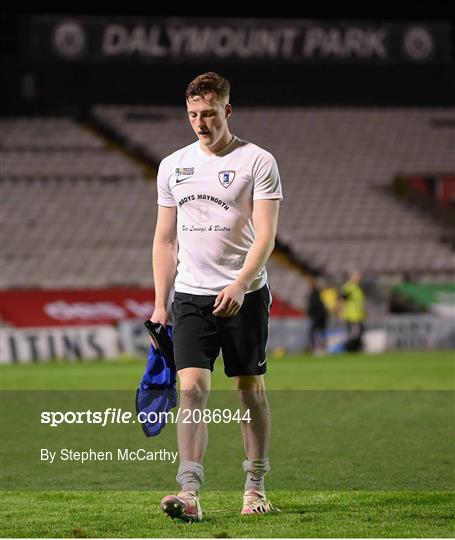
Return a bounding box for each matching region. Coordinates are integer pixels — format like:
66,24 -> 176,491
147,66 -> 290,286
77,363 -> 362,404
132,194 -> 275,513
187,93 -> 231,151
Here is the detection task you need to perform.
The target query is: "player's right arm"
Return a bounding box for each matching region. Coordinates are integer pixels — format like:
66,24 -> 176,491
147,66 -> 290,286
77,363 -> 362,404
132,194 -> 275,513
150,205 -> 177,325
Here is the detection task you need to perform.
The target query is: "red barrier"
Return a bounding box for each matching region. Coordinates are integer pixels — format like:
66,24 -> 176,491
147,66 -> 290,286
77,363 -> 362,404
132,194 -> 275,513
0,287 -> 302,327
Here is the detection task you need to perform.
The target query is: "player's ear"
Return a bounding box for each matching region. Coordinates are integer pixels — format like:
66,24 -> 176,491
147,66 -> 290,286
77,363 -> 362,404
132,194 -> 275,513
225,103 -> 232,119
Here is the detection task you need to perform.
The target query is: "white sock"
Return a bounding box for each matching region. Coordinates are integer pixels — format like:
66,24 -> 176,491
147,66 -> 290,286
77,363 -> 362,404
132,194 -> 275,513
243,458 -> 270,492
176,460 -> 204,492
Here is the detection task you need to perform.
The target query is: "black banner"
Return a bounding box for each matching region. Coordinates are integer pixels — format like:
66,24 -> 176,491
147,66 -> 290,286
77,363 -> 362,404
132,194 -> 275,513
23,16 -> 452,65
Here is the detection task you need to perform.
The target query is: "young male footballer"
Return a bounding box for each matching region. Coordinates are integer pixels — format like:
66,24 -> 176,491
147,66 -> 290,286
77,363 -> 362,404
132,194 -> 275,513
150,72 -> 282,521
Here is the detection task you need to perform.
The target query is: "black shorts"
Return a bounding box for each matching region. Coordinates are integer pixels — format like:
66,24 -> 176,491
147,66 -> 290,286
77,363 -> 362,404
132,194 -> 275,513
172,284 -> 271,377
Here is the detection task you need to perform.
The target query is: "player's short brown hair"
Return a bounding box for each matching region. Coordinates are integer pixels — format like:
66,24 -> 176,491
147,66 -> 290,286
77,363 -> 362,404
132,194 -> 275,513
185,72 -> 230,102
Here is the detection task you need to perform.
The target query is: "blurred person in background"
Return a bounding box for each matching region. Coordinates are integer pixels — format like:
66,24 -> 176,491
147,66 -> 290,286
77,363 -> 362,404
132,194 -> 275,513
306,277 -> 328,355
339,270 -> 366,352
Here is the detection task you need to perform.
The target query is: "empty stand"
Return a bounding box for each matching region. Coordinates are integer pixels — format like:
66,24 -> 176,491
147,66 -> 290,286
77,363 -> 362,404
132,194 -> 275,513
1,117 -> 154,289
2,109 -> 454,296
93,105 -> 455,279
0,118 -> 104,150
2,176 -> 157,289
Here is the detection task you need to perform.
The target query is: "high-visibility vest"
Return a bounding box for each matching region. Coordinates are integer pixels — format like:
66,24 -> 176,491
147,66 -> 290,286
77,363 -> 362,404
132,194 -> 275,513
340,282 -> 365,322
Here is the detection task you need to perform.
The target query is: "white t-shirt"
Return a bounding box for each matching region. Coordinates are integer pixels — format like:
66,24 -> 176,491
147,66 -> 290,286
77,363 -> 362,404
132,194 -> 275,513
157,136 -> 283,295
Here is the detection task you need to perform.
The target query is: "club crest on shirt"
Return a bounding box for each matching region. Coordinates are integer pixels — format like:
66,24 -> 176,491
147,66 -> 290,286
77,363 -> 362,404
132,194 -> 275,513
218,170 -> 236,188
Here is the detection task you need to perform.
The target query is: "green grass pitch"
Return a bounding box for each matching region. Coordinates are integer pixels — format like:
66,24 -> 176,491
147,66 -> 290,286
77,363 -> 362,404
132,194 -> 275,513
1,351 -> 454,538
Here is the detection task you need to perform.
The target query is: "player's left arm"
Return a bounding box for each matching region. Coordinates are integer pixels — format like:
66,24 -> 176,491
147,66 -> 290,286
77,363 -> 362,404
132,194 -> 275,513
213,199 -> 280,317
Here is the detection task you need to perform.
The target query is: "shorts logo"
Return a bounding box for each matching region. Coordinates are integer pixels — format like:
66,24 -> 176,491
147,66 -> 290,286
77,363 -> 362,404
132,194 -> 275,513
218,170 -> 236,188
257,358 -> 267,367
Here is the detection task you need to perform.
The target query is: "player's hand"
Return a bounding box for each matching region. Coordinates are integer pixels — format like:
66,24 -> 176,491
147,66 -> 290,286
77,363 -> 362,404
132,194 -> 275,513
212,282 -> 247,317
150,305 -> 169,326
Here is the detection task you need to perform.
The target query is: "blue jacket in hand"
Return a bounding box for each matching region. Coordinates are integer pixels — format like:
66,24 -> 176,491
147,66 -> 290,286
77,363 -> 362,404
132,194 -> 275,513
135,324 -> 178,437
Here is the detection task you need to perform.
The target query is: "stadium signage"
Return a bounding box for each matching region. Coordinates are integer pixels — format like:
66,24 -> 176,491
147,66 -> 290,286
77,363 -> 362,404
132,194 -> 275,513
0,288 -> 155,327
26,16 -> 452,64
0,288 -> 301,331
0,325 -> 121,363
386,315 -> 455,349
100,24 -> 389,60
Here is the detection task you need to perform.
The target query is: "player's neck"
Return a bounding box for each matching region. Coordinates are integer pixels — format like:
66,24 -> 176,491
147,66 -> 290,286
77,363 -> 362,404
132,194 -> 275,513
200,132 -> 234,156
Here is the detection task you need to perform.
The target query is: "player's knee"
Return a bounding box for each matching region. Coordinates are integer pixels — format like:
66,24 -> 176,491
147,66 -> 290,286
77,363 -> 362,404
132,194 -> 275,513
178,368 -> 210,404
179,386 -> 210,408
178,367 -> 210,389
235,375 -> 266,405
235,375 -> 264,391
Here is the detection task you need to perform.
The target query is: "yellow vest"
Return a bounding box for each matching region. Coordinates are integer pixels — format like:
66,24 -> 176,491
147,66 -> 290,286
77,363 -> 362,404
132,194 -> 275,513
340,282 -> 365,322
